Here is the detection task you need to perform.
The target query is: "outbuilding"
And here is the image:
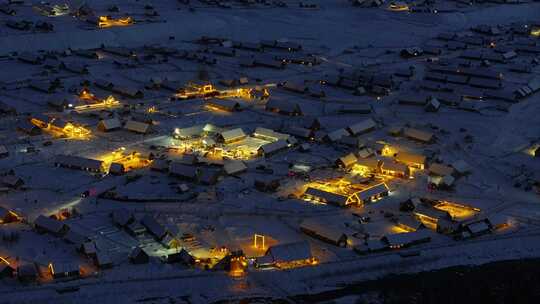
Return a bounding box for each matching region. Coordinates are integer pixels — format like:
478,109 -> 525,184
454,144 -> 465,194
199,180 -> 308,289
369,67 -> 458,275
429,163 -> 455,177
382,230 -> 431,249
347,118 -> 376,136
403,128 -> 434,143
34,215 -> 69,236
256,241 -> 314,269
335,153 -> 357,169
48,261 -> 80,279
97,118 -> 122,132
300,219 -> 348,247
124,120 -> 151,134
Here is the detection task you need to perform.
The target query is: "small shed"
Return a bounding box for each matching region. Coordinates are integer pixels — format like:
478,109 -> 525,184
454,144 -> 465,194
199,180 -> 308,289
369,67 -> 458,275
403,128 -> 434,143
97,118 -> 122,132
335,153 -> 357,169
124,120 -> 151,134
79,241 -> 97,257
34,215 -> 69,236
429,163 -> 455,177
347,118 -> 376,136
49,261 -> 80,279
381,230 -> 431,249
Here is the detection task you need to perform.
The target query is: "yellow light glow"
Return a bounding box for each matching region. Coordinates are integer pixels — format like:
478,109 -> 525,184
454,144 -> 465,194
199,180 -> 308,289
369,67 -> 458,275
173,82 -> 270,101
62,123 -> 91,139
434,201 -> 480,220
98,16 -> 134,28
388,4 -> 409,12
79,88 -> 96,101
253,234 -> 265,250
0,257 -> 10,265
392,225 -> 413,234
98,149 -> 152,173
74,95 -> 121,111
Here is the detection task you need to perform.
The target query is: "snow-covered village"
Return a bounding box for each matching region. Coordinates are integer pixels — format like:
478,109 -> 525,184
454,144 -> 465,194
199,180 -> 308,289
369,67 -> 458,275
0,0 -> 540,303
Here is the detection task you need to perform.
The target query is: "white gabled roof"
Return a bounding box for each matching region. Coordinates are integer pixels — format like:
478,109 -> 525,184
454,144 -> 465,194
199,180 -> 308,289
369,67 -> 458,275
266,241 -> 312,263
223,160 -> 247,175
124,120 -> 150,134
429,163 -> 454,176
403,128 -> 434,143
219,128 -> 246,142
300,218 -> 347,242
99,118 -> 122,131
383,229 -> 432,247
347,118 -> 376,135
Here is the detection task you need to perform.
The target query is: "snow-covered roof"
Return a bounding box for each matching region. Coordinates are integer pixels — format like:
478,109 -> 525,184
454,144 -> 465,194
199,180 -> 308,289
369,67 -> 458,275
124,120 -> 151,134
347,118 -> 376,136
265,241 -> 312,263
357,183 -> 389,201
403,128 -> 434,143
304,187 -> 349,206
224,160 -> 247,175
34,215 -> 67,234
382,230 -> 432,247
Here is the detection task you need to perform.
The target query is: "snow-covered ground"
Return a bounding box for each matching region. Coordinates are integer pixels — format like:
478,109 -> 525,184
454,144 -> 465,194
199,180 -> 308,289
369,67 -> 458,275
1,0 -> 540,303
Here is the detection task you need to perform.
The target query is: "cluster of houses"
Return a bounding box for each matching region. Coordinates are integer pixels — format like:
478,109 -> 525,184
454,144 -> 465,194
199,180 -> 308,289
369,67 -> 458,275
0,11 -> 536,289
23,114 -> 91,139
172,125 -> 295,160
